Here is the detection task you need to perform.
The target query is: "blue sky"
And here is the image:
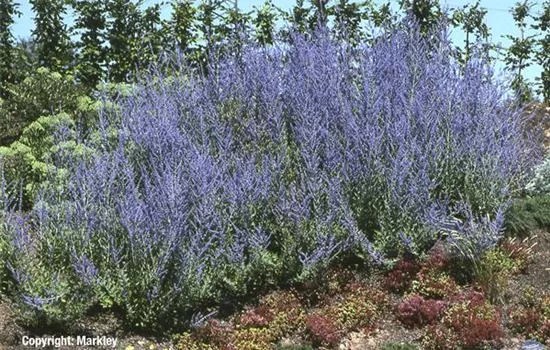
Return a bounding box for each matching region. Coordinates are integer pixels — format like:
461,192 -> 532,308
10,0 -> 546,86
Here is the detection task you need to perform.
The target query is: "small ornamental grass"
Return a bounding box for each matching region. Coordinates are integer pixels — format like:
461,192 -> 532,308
0,19 -> 541,330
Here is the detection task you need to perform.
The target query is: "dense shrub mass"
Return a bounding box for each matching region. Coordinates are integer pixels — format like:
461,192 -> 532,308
0,78 -> 127,210
0,67 -> 88,146
504,195 -> 550,236
0,20 -> 541,329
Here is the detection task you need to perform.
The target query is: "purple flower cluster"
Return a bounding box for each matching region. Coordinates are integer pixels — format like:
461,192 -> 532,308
0,21 -> 540,328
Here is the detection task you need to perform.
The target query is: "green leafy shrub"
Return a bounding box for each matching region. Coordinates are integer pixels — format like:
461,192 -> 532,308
0,67 -> 90,146
0,112 -> 95,209
0,68 -> 105,210
505,195 -> 550,236
0,77 -> 131,211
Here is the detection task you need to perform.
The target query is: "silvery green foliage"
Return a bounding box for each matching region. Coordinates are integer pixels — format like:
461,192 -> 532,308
525,153 -> 550,195
0,19 -> 541,329
444,202 -> 506,261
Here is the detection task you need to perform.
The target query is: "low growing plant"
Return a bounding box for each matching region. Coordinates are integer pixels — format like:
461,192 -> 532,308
305,282 -> 387,348
192,319 -> 234,348
445,236 -> 534,305
518,286 -> 539,308
505,195 -> 550,236
421,290 -> 503,350
175,332 -> 217,350
508,293 -> 550,343
383,258 -> 420,294
411,269 -> 459,300
305,314 -> 342,348
258,290 -> 307,339
396,295 -> 448,328
227,327 -> 274,350
323,266 -> 356,296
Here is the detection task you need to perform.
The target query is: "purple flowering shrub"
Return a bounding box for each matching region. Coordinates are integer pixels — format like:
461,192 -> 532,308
0,20 -> 540,329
